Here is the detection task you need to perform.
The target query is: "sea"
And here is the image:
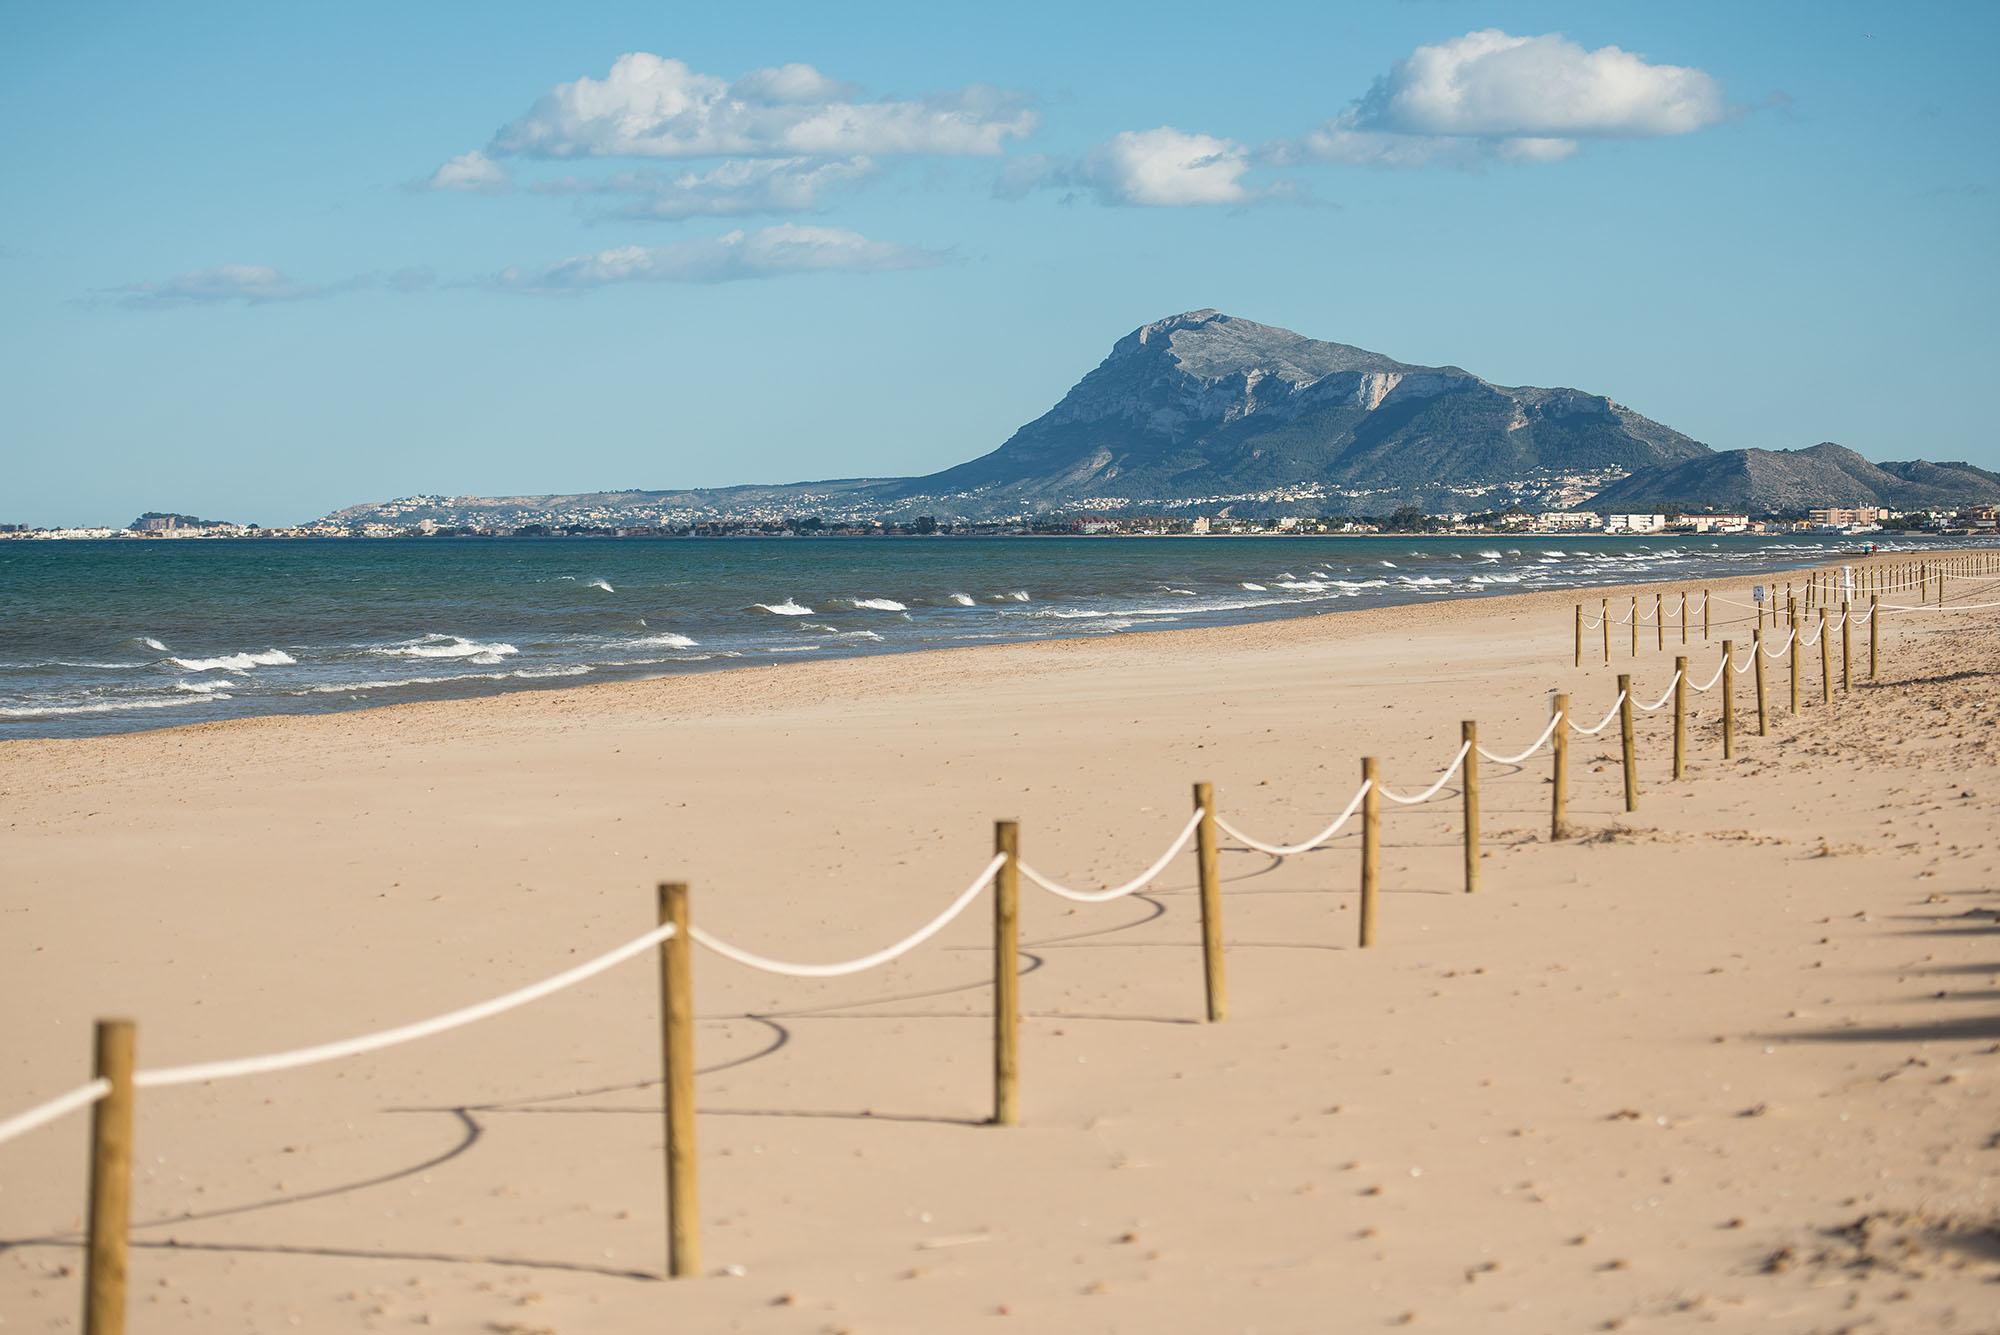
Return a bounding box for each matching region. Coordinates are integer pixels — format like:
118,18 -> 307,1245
0,533 -> 1955,738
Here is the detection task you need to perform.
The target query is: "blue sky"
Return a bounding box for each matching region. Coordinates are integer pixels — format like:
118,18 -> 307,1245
3,1 -> 1994,526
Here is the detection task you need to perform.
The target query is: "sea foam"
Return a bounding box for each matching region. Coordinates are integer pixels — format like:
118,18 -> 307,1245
369,635 -> 518,664
851,597 -> 908,611
168,649 -> 296,672
755,600 -> 814,616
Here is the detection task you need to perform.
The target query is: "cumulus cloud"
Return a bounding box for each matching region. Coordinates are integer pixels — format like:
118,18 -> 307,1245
490,224 -> 945,292
421,149 -> 511,193
1285,28 -> 1724,166
483,53 -> 1035,160
109,265 -> 331,310
1001,127 -> 1276,207
533,156 -> 878,220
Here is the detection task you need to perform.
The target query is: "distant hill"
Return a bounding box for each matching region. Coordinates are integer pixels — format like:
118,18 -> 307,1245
1588,443 -> 2000,512
321,312 -> 1997,526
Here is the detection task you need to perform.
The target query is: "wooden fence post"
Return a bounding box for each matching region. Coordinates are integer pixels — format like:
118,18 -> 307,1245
1672,656 -> 1687,780
1359,758 -> 1381,947
656,883 -> 700,1280
1630,596 -> 1638,657
1720,641 -> 1735,759
1679,590 -> 1688,645
1655,593 -> 1664,651
1841,600 -> 1852,692
1617,674 -> 1637,812
1192,783 -> 1225,1023
1754,627 -> 1769,737
993,820 -> 1020,1126
1703,588 -> 1711,641
1869,594 -> 1879,680
1819,610 -> 1831,704
1551,694 -> 1569,839
1573,604 -> 1582,667
1461,721 -> 1480,894
1601,598 -> 1610,665
84,1018 -> 135,1335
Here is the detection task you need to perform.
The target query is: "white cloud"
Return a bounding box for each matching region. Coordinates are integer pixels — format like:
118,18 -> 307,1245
422,149 -> 511,193
487,53 -> 1035,160
491,224 -> 945,291
1083,128 -> 1253,206
1288,28 -> 1724,166
1000,128 -> 1270,207
111,265 -> 328,309
533,156 -> 878,220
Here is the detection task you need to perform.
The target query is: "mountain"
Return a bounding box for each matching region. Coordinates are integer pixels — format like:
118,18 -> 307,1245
319,311 -> 1996,526
896,309 -> 1708,510
1589,443 -> 2000,512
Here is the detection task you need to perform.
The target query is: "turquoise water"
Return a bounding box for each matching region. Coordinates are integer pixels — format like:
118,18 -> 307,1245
0,534 -> 1933,737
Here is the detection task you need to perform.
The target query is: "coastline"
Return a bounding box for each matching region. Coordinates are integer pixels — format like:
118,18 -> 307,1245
4,552 -> 1997,1331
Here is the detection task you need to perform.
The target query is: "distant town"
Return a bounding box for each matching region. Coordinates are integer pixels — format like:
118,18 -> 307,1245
5,503 -> 1997,542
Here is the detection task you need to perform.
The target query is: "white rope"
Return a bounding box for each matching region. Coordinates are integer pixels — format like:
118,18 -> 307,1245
1378,741 -> 1472,805
1477,712 -> 1562,766
1020,810 -> 1204,902
1731,650 -> 1756,676
1760,627 -> 1797,657
1216,779 -> 1371,857
689,853 -> 1006,978
138,923 -> 679,1088
1632,671 -> 1681,713
0,1079 -> 112,1149
1687,657 -> 1728,692
1880,599 -> 2000,614
1567,692 -> 1628,736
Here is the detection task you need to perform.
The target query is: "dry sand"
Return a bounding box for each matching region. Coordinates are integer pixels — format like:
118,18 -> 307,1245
3,554 -> 1998,1333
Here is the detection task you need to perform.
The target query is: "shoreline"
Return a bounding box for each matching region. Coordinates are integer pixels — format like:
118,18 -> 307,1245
4,552 -> 1997,1331
2,539 -> 1964,747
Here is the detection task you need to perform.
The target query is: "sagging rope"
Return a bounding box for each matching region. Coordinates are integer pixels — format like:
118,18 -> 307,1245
689,853 -> 1007,977
1567,693 -> 1628,736
1632,671 -> 1681,712
1378,741 -> 1473,805
0,920 -> 682,1147
1216,779 -> 1371,857
1478,712 -> 1563,766
1020,810 -> 1204,902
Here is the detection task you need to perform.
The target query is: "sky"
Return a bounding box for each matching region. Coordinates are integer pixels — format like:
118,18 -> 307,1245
2,1 -> 1995,527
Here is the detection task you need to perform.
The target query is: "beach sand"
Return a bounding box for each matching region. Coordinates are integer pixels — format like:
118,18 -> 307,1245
3,555 -> 1997,1333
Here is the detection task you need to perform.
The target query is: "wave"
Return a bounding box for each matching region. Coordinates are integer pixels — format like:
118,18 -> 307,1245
174,677 -> 237,693
139,637 -> 169,652
1005,590 -> 1030,602
1240,581 -> 1267,591
851,597 -> 907,611
368,635 -> 518,665
1397,575 -> 1453,587
948,593 -> 975,606
168,649 -> 297,672
1478,549 -> 1502,559
755,599 -> 814,616
1379,560 -> 1398,568
587,578 -> 614,593
1,694 -> 220,719
629,632 -> 698,649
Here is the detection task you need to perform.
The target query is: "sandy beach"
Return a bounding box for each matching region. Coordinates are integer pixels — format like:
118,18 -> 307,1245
4,553 -> 1998,1333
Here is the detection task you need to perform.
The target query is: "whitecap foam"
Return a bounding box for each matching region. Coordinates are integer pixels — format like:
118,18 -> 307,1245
629,632 -> 698,649
140,637 -> 169,652
1397,575 -> 1453,586
1240,581 -> 1267,591
948,593 -> 976,606
368,635 -> 517,663
1006,590 -> 1030,602
586,578 -> 614,593
174,677 -> 237,693
168,649 -> 297,672
755,599 -> 814,616
851,597 -> 907,611
1,695 -> 219,718
1379,560 -> 1398,569
1478,549 -> 1502,560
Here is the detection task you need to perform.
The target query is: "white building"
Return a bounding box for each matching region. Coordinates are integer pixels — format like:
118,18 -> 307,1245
1604,513 -> 1667,534
1537,511 -> 1601,531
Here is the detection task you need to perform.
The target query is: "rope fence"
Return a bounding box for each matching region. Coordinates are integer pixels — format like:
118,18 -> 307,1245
3,546 -> 1997,1323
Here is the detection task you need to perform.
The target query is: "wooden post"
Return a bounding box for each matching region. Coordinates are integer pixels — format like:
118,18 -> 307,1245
1358,758 -> 1381,946
1679,590 -> 1688,645
1869,594 -> 1879,680
1789,616 -> 1801,714
1601,598 -> 1609,665
1617,674 -> 1637,812
1573,603 -> 1582,667
1720,641 -> 1735,759
1703,588 -> 1711,641
1551,695 -> 1569,840
1655,592 -> 1664,651
84,1019 -> 135,1335
1818,609 -> 1831,704
1672,656 -> 1687,780
1630,596 -> 1638,657
1461,721 -> 1480,894
1192,783 -> 1225,1023
993,820 -> 1020,1126
1754,627 -> 1769,737
1841,599 -> 1852,692
656,883 -> 700,1279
